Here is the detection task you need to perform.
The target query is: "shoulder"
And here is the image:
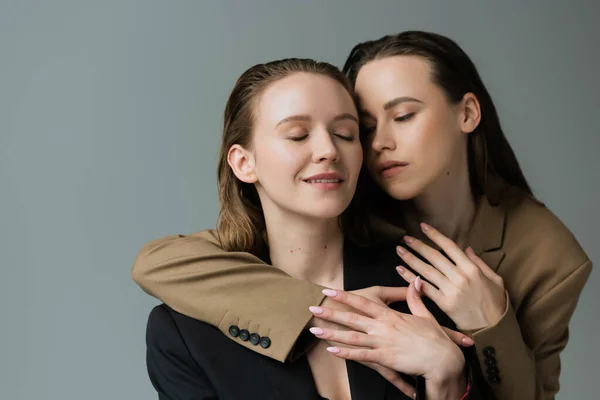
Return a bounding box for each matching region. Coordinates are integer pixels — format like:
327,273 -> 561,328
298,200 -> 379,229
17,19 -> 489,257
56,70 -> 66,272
498,195 -> 591,304
146,304 -> 184,344
504,195 -> 588,265
147,304 -> 223,345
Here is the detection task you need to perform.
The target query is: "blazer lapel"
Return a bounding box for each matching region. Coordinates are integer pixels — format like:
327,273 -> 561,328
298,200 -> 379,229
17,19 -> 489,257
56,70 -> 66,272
466,195 -> 507,272
258,354 -> 323,399
346,361 -> 388,400
342,242 -> 419,400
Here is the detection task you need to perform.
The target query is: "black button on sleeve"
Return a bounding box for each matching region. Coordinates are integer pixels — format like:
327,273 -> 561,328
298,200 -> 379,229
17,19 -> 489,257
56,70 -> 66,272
249,333 -> 260,345
485,357 -> 497,367
487,366 -> 499,375
483,346 -> 496,357
228,325 -> 240,337
490,374 -> 502,384
260,336 -> 271,349
239,329 -> 250,341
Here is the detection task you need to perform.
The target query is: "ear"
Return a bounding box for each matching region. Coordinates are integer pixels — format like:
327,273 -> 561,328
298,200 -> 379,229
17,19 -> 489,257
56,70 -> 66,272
459,93 -> 481,134
227,144 -> 257,184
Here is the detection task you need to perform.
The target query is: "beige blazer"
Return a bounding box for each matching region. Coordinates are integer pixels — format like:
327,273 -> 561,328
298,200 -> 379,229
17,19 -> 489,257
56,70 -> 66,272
132,192 -> 591,400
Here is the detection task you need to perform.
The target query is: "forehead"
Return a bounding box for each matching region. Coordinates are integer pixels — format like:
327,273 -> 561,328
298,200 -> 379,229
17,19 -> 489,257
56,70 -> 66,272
354,56 -> 434,105
255,72 -> 356,125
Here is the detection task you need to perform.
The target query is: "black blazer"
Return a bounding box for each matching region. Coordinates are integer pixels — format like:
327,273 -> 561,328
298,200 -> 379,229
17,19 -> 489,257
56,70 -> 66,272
145,241 -> 492,400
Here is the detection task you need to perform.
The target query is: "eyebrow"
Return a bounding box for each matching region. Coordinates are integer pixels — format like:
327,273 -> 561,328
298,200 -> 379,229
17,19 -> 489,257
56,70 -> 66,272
275,113 -> 358,127
359,96 -> 423,119
383,96 -> 423,110
333,113 -> 359,124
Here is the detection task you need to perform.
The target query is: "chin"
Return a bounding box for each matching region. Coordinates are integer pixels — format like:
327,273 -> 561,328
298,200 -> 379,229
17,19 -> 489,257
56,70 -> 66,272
379,180 -> 424,201
304,200 -> 351,220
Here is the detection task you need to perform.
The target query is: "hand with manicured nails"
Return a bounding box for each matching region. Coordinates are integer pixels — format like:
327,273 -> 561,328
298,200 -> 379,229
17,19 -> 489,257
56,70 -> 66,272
309,279 -> 468,400
314,285 -> 475,345
396,222 -> 507,331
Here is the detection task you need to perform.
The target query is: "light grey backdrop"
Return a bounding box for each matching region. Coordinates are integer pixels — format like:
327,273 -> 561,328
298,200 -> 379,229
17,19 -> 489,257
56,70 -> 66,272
1,1 -> 598,399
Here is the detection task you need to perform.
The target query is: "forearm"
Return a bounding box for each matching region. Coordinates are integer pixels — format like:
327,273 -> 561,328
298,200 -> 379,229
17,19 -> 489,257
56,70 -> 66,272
132,230 -> 326,361
463,260 -> 592,399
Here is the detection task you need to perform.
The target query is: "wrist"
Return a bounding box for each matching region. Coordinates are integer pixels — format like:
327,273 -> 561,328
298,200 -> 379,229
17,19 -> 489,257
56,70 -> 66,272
426,347 -> 466,399
426,367 -> 467,400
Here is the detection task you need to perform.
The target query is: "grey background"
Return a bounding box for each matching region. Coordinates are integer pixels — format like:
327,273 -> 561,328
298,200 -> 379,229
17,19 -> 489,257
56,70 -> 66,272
1,0 -> 598,399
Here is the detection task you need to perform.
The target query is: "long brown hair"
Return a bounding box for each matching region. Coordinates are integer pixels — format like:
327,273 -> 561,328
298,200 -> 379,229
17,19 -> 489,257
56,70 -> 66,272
217,58 -> 357,255
343,31 -> 533,205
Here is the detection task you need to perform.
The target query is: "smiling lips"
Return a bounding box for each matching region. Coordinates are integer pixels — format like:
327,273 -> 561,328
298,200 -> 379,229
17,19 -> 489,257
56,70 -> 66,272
376,160 -> 409,178
303,172 -> 345,190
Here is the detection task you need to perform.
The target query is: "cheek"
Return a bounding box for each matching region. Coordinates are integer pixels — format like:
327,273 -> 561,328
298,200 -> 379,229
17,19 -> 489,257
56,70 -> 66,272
254,142 -> 303,182
408,114 -> 455,160
348,144 -> 363,172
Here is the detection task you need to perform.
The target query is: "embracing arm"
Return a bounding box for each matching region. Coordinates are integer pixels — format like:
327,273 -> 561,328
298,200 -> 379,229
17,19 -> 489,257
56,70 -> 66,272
394,221 -> 592,400
463,259 -> 592,400
132,230 -> 326,362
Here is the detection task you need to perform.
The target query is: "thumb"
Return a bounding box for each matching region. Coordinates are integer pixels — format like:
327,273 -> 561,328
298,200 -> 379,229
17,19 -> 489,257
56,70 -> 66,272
443,327 -> 475,347
378,286 -> 409,305
406,278 -> 434,321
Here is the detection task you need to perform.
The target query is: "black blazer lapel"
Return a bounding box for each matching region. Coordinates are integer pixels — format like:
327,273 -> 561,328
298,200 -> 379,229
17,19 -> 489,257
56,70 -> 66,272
257,354 -> 323,400
347,361 -> 387,399
342,241 -> 423,400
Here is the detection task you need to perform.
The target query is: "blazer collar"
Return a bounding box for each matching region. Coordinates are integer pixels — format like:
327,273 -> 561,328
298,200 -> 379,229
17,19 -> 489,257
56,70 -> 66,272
467,195 -> 506,254
368,192 -> 508,272
465,195 -> 506,272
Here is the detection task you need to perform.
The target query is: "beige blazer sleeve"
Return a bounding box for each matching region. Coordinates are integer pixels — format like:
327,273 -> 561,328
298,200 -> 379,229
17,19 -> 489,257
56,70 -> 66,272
131,230 -> 326,362
463,260 -> 591,400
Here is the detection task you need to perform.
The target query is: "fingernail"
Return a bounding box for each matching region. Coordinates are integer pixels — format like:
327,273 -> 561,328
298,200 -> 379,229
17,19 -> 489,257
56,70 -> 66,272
396,265 -> 405,274
403,235 -> 415,244
414,276 -> 423,292
466,247 -> 474,256
462,337 -> 475,346
420,222 -> 431,232
412,392 -> 416,399
326,346 -> 340,354
322,289 -> 337,297
396,245 -> 406,255
309,327 -> 324,336
309,306 -> 324,315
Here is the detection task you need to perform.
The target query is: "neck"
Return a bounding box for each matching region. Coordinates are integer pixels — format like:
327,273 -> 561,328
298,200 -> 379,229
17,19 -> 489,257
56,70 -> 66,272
404,154 -> 477,247
262,207 -> 345,289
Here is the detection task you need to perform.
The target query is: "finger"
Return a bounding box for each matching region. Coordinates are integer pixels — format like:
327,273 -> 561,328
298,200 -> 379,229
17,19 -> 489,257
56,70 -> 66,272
442,327 -> 475,347
466,247 -> 502,283
420,223 -> 473,267
406,281 -> 474,348
396,245 -> 448,288
309,305 -> 379,333
377,286 -> 408,304
362,362 -> 416,399
326,346 -> 378,363
396,264 -> 418,285
321,289 -> 393,319
400,237 -> 459,285
406,279 -> 435,321
309,327 -> 377,348
397,268 -> 444,306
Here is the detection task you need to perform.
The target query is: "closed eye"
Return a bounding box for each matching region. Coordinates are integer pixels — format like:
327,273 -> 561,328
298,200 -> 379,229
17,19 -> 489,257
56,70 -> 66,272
335,133 -> 355,141
394,113 -> 415,122
289,134 -> 309,142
